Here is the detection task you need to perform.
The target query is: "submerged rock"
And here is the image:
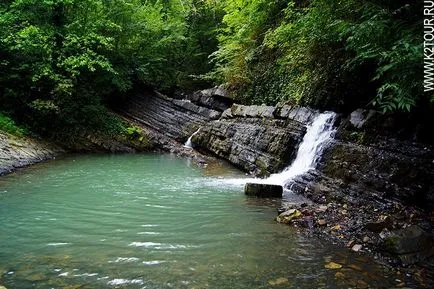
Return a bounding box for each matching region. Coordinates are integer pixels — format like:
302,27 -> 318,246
244,183 -> 283,198
325,262 -> 343,269
268,277 -> 289,286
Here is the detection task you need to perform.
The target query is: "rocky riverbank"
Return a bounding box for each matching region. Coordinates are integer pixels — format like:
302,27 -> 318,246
0,132 -> 64,176
275,111 -> 434,288
0,121 -> 152,175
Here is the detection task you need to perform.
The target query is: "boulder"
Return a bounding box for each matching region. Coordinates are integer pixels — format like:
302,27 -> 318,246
244,183 -> 283,198
381,225 -> 433,265
186,86 -> 234,112
231,104 -> 276,119
382,225 -> 431,255
214,84 -> 229,98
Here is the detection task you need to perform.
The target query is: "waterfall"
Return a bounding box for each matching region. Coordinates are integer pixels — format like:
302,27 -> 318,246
205,111 -> 337,189
266,112 -> 336,186
184,128 -> 201,149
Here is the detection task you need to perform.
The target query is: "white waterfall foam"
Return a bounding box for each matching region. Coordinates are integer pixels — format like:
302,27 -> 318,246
266,112 -> 336,186
184,128 -> 201,149
210,111 -> 336,187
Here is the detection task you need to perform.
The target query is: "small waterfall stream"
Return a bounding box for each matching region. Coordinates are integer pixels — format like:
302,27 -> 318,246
217,112 -> 337,188
184,128 -> 201,148
267,111 -> 336,186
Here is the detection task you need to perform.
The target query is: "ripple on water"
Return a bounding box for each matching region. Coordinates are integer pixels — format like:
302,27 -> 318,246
128,242 -> 199,250
142,260 -> 166,265
107,278 -> 144,286
137,231 -> 160,235
108,257 -> 140,263
46,242 -> 71,246
0,154 -> 399,289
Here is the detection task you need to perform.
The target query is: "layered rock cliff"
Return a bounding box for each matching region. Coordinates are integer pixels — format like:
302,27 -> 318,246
118,90 -> 313,174
0,132 -> 64,175
119,92 -> 221,144
192,104 -> 318,176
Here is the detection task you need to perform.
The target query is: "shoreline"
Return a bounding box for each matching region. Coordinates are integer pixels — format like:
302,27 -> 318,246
0,132 -> 64,177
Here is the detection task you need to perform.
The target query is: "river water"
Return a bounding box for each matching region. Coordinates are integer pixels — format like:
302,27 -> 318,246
0,154 -> 396,288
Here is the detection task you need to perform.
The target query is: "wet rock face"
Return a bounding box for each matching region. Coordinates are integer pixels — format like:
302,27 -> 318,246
194,104 -> 318,176
194,118 -> 306,176
245,183 -> 283,198
280,108 -> 433,269
319,110 -> 434,209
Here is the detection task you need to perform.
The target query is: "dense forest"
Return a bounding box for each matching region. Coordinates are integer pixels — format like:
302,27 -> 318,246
0,0 -> 428,139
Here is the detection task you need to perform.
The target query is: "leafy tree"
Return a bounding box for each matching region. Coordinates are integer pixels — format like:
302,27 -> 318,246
212,0 -> 425,113
0,0 -> 216,137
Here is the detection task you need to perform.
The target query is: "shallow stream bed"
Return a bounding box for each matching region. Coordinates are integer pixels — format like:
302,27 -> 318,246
0,154 -> 398,288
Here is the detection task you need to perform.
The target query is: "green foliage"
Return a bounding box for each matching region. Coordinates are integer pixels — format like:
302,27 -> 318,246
123,124 -> 151,147
212,0 -> 424,113
125,125 -> 141,140
0,0 -> 425,141
0,0 -> 222,137
0,113 -> 29,137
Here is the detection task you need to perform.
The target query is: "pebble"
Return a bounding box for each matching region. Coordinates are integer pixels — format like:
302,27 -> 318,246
317,219 -> 327,226
331,224 -> 342,231
318,205 -> 328,212
351,244 -> 363,252
362,236 -> 370,243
